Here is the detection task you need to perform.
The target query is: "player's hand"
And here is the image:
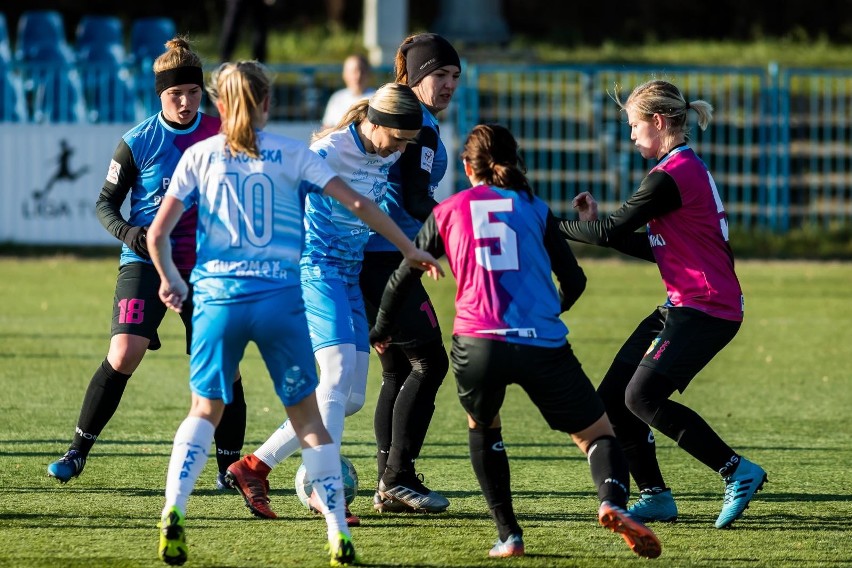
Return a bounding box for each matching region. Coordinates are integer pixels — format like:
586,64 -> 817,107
124,225 -> 150,259
368,327 -> 391,354
404,248 -> 445,280
159,278 -> 188,313
572,192 -> 599,221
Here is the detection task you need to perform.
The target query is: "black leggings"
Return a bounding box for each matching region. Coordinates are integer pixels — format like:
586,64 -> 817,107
373,338 -> 449,479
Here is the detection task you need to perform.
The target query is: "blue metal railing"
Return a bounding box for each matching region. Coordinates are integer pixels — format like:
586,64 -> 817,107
4,60 -> 852,232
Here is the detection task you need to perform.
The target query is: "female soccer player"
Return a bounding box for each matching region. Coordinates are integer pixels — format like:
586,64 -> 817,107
360,32 -> 461,513
553,79 -> 766,529
46,37 -> 246,490
148,61 -> 441,566
370,123 -> 662,559
225,83 -> 425,525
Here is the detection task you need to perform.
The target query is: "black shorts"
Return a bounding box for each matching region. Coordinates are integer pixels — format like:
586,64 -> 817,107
614,306 -> 741,392
360,251 -> 442,348
451,335 -> 606,433
111,262 -> 193,353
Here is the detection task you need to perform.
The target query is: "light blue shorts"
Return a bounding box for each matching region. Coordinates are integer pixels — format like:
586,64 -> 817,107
189,286 -> 318,407
302,278 -> 369,352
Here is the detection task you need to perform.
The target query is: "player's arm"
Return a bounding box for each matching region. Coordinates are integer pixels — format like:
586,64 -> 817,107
370,214 -> 446,351
94,140 -> 149,258
147,195 -> 188,313
554,170 -> 682,262
544,209 -> 586,312
323,176 -> 444,277
397,127 -> 440,221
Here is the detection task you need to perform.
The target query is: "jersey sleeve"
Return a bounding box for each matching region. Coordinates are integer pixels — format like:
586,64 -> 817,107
301,145 -> 338,193
397,127 -> 440,221
166,147 -> 200,207
371,213 -> 445,340
544,209 -> 587,312
95,139 -> 139,242
556,170 -> 682,262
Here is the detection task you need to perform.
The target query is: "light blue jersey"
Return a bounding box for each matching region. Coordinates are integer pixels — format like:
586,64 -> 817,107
365,105 -> 447,252
301,123 -> 400,283
165,130 -> 338,405
166,130 -> 337,303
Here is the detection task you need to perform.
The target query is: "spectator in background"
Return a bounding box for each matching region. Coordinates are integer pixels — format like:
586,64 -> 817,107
219,0 -> 273,62
322,54 -> 375,128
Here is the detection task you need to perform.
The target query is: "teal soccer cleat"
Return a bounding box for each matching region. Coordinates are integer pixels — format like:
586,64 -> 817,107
628,488 -> 678,522
715,457 -> 767,529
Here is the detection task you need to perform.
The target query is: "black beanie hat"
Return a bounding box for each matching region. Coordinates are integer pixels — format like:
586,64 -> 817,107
401,33 -> 461,87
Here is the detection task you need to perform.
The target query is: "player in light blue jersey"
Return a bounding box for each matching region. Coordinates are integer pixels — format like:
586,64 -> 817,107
370,124 -> 661,560
147,61 -> 442,567
225,83 -> 426,525
46,37 -> 247,491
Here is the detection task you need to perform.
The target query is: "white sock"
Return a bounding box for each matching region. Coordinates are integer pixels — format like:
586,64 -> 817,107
163,416 -> 215,517
344,350 -> 370,416
316,387 -> 347,450
302,443 -> 349,541
254,419 -> 299,469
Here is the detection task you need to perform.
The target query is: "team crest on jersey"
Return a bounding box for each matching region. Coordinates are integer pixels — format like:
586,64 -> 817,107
106,159 -> 121,184
317,149 -> 328,159
420,147 -> 434,172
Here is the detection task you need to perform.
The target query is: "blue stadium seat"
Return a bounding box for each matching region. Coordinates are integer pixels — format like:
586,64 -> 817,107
75,15 -> 124,52
0,12 -> 11,64
130,17 -> 177,117
130,17 -> 176,66
77,43 -> 138,123
0,60 -> 27,122
15,10 -> 66,60
19,42 -> 86,122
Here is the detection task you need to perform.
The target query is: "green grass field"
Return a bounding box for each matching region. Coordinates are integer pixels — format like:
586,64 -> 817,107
1,256 -> 850,567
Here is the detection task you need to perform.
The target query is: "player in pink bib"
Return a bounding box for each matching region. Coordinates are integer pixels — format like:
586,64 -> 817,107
554,79 -> 766,529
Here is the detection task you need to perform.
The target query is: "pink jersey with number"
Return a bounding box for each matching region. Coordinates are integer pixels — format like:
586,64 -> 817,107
649,147 -> 744,321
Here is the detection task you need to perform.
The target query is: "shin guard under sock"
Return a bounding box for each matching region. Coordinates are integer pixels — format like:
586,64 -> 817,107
215,378 -> 247,473
586,435 -> 629,507
71,359 -> 131,456
469,427 -> 520,540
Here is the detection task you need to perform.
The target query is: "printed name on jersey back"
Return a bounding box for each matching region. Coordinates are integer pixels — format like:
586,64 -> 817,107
106,159 -> 121,184
421,147 -> 434,172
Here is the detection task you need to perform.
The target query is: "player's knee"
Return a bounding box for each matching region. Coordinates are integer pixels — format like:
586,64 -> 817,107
624,378 -> 657,424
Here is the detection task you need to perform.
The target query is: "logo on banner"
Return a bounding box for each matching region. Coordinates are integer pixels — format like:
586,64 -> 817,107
23,139 -> 91,219
33,139 -> 89,201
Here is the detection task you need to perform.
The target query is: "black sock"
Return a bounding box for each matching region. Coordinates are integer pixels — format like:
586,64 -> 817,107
374,371 -> 402,479
586,435 -> 629,508
619,426 -> 667,492
215,378 -> 246,473
373,347 -> 408,481
469,427 -> 521,541
71,359 -> 131,457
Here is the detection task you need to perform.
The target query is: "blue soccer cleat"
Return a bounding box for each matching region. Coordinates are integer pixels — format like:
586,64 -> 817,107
47,450 -> 86,483
215,471 -> 234,492
628,488 -> 678,522
715,457 -> 767,529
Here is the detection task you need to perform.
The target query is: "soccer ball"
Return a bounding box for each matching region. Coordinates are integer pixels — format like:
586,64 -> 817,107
294,454 -> 359,508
